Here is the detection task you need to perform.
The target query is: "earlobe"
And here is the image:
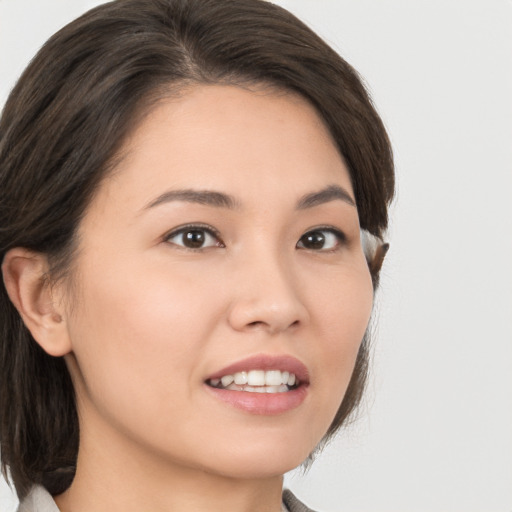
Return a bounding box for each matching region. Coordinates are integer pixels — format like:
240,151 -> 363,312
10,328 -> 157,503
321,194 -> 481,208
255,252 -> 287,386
1,248 -> 72,357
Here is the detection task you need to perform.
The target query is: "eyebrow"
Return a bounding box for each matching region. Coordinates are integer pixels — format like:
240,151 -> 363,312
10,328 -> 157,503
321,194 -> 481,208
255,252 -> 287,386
145,189 -> 240,210
144,184 -> 356,211
296,184 -> 356,209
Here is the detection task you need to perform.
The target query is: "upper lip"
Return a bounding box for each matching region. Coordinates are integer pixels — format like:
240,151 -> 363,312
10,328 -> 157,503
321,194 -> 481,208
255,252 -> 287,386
206,354 -> 310,384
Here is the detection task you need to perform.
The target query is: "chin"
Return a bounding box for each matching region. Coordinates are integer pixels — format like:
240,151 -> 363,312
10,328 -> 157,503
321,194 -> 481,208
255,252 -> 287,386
193,433 -> 316,480
207,457 -> 304,481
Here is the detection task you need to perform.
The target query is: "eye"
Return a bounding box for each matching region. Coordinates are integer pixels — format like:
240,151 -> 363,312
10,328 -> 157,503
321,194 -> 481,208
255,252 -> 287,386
296,228 -> 346,251
164,224 -> 224,250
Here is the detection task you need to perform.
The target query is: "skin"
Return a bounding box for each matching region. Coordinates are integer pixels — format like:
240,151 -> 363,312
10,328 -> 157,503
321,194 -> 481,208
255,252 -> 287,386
4,84 -> 373,512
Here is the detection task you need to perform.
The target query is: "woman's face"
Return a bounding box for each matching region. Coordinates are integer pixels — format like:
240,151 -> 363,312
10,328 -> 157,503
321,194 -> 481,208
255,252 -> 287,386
62,84 -> 373,479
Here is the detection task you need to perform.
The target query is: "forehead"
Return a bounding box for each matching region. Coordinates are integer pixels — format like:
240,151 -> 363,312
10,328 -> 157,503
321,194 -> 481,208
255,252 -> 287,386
92,84 -> 354,214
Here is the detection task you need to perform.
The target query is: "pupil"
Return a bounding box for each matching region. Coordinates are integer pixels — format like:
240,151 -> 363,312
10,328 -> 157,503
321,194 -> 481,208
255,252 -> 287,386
303,231 -> 325,249
184,230 -> 205,248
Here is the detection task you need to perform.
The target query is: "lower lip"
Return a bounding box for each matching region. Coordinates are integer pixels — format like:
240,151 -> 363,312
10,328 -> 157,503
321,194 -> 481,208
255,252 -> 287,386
204,384 -> 308,415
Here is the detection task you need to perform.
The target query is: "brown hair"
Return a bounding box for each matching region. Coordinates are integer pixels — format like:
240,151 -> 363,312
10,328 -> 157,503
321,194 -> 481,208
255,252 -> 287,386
0,0 -> 394,500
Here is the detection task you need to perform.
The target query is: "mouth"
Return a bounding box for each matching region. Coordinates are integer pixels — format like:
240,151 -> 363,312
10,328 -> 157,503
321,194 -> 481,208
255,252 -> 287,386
206,369 -> 300,394
204,354 -> 309,414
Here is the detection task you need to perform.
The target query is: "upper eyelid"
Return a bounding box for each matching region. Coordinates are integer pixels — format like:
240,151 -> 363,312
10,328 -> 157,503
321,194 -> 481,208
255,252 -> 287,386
161,224 -> 225,253
301,225 -> 347,239
163,223 -> 222,240
296,226 -> 348,252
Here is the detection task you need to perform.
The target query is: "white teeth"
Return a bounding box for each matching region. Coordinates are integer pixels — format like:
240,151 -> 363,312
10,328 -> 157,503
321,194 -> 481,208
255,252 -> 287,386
221,375 -> 234,387
234,371 -> 248,385
211,370 -> 298,391
265,370 -> 282,386
248,370 -> 266,386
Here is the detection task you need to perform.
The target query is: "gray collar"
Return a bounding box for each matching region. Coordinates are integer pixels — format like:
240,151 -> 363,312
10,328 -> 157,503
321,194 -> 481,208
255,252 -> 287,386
19,485 -> 316,512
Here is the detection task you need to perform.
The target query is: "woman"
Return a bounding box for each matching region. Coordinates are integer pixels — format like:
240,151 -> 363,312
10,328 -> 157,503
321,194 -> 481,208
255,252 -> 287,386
0,0 -> 394,511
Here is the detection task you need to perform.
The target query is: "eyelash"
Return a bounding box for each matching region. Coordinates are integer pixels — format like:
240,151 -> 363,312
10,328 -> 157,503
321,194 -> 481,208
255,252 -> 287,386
296,226 -> 347,252
163,224 -> 347,252
163,223 -> 224,251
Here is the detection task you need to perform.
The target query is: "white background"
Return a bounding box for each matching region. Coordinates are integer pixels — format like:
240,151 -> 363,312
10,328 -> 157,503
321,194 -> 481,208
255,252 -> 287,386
1,1 -> 511,511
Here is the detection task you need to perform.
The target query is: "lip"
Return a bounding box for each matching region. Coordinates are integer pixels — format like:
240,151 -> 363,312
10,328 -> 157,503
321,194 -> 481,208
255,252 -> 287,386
206,354 -> 310,383
204,354 -> 309,415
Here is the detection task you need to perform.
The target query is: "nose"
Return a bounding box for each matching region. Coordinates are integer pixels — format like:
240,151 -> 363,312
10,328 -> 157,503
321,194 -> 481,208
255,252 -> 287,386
227,251 -> 309,335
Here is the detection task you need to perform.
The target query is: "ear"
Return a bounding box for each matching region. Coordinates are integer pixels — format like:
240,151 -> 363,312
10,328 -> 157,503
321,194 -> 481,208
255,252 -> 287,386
369,243 -> 390,276
1,248 -> 72,357
360,229 -> 390,276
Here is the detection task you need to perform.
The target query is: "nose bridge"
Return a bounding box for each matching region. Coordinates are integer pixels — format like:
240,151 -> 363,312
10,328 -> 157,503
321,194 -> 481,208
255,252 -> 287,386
227,239 -> 308,334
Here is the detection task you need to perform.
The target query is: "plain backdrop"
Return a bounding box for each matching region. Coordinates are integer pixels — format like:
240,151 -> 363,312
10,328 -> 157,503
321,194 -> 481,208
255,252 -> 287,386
1,1 -> 511,511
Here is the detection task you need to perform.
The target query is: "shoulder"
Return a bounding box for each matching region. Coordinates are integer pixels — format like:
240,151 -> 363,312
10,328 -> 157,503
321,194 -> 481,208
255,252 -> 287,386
17,486 -> 59,512
283,488 -> 319,512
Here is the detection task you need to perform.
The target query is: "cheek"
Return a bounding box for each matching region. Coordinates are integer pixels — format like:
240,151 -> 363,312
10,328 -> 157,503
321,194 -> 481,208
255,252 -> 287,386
306,261 -> 373,417
311,257 -> 373,342
64,261 -> 221,419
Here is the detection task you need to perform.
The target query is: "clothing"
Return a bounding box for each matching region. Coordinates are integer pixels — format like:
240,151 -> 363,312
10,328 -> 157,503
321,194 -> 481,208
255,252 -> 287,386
18,485 -> 317,512
282,489 -> 317,512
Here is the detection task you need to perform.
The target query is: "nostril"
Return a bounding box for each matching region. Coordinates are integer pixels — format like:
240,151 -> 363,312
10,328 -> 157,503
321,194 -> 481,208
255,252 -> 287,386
247,321 -> 265,328
245,319 -> 300,332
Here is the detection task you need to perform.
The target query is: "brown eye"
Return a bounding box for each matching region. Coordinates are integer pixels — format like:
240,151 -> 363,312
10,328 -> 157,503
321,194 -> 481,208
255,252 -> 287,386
297,229 -> 345,251
165,226 -> 223,250
182,230 -> 207,248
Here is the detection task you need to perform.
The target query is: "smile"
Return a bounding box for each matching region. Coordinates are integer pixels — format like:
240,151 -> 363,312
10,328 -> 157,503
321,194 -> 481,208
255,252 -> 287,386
207,370 -> 298,393
204,354 -> 309,414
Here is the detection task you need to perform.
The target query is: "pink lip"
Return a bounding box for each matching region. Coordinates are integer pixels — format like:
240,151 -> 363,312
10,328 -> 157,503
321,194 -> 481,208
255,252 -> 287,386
204,354 -> 309,415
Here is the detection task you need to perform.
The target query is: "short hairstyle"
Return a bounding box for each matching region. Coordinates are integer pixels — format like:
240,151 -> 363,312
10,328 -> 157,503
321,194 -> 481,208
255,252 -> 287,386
0,0 -> 394,500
